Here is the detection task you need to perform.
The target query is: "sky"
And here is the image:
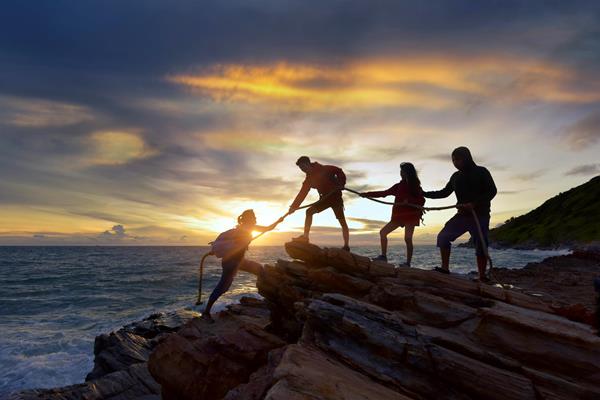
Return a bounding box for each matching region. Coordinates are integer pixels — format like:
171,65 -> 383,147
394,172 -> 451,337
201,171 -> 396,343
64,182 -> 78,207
1,0 -> 599,246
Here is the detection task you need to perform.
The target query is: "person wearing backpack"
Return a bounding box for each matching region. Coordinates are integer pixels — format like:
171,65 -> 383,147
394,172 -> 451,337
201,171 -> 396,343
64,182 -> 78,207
288,156 -> 350,251
360,162 -> 425,267
202,209 -> 281,321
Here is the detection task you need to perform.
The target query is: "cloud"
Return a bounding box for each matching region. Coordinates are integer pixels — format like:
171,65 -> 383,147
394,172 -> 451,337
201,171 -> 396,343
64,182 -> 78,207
512,170 -> 545,182
565,163 -> 600,176
99,224 -> 127,239
0,95 -> 94,127
86,131 -> 157,166
563,112 -> 600,150
347,217 -> 388,230
169,56 -> 600,113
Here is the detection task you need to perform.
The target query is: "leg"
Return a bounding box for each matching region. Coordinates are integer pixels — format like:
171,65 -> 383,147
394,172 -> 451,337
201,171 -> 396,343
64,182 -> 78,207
331,196 -> 350,249
303,208 -> 315,239
404,224 -> 415,266
204,260 -> 238,317
239,259 -> 263,276
380,220 -> 402,256
338,212 -> 350,248
437,214 -> 471,272
468,213 -> 490,280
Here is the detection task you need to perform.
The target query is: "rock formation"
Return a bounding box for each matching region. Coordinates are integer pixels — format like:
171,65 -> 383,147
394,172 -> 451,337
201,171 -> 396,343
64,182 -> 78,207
147,242 -> 600,400
9,309 -> 198,400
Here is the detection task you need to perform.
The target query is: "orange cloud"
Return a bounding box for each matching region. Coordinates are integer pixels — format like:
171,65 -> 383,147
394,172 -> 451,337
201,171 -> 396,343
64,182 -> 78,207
169,56 -> 600,110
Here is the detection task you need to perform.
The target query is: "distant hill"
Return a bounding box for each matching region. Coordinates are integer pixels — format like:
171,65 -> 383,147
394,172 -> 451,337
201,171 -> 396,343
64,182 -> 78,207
489,176 -> 600,249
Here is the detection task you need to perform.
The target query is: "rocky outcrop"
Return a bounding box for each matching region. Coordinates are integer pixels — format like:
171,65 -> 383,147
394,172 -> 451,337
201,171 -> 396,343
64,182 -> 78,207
9,309 -> 198,400
490,250 -> 600,327
148,298 -> 285,400
148,242 -> 600,400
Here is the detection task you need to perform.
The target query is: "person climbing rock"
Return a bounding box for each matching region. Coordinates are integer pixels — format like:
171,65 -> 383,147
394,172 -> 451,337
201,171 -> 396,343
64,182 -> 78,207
202,210 -> 281,321
361,162 -> 425,267
423,147 -> 497,281
288,156 -> 350,251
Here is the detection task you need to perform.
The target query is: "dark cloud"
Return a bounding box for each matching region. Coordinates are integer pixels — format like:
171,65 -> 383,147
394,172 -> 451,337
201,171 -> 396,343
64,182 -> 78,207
99,224 -> 127,240
565,163 -> 600,176
348,217 -> 388,230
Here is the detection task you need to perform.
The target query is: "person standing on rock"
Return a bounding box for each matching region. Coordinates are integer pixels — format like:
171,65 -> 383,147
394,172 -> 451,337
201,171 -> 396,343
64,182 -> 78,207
288,156 -> 350,251
423,146 -> 497,281
360,162 -> 425,267
202,210 -> 281,321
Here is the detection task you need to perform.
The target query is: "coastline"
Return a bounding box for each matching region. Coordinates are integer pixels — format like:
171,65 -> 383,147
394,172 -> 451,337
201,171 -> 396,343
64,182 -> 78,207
8,244 -> 600,399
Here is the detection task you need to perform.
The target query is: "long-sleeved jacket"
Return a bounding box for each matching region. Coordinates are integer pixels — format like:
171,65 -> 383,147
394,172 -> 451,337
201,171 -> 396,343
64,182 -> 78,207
363,181 -> 425,224
424,165 -> 497,215
290,162 -> 346,209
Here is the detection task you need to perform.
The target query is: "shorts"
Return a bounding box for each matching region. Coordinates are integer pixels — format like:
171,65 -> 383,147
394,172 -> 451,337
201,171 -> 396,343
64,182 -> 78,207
307,192 -> 345,220
437,212 -> 490,257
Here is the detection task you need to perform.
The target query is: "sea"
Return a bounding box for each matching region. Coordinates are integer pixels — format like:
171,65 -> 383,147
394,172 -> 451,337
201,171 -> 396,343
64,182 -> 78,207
0,245 -> 570,396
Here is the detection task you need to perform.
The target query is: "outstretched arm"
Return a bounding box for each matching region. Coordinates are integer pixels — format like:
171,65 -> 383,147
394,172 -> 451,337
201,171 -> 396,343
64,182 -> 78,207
361,185 -> 395,198
289,181 -> 310,212
423,177 -> 454,199
255,216 -> 286,233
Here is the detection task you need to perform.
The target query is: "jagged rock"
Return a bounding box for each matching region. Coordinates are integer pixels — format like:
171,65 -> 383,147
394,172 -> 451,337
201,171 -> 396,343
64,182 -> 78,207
9,363 -> 160,400
264,344 -> 412,400
302,293 -> 600,400
148,299 -> 286,400
87,309 -> 199,380
9,309 -> 198,400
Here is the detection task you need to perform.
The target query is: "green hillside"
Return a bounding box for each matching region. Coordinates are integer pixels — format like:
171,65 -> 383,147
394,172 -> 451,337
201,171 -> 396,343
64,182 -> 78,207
490,176 -> 600,248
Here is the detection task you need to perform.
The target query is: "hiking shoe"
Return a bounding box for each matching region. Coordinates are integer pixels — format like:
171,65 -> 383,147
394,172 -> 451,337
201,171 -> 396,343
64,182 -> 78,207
372,254 -> 388,262
433,267 -> 450,274
342,245 -> 350,252
398,262 -> 411,268
292,235 -> 309,243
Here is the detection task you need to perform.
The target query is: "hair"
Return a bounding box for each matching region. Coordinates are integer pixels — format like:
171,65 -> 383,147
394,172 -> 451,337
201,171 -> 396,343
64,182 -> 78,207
237,209 -> 256,226
400,162 -> 421,197
296,156 -> 311,166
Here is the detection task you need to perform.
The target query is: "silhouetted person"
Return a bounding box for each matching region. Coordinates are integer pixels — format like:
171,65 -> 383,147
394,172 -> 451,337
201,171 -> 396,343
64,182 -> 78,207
289,156 -> 349,251
361,162 -> 425,266
423,147 -> 497,281
202,210 -> 280,321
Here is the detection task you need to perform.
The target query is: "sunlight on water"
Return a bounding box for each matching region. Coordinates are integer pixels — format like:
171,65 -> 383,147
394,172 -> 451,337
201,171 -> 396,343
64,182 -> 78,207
0,245 -> 568,395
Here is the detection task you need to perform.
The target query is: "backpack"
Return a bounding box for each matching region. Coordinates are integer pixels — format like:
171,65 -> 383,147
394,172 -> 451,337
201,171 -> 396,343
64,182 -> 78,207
209,228 -> 250,259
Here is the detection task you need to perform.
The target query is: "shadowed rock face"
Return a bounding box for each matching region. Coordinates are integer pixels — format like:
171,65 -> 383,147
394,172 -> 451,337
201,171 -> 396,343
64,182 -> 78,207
146,242 -> 600,400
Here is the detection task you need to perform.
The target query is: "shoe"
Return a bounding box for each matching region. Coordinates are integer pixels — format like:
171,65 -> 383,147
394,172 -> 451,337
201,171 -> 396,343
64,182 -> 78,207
292,235 -> 309,243
200,312 -> 215,323
398,262 -> 411,268
342,245 -> 350,252
372,254 -> 387,262
433,267 -> 450,274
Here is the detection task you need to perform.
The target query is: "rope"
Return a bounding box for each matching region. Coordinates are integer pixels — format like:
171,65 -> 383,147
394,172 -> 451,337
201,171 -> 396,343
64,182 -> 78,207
196,184 -> 502,304
196,252 -> 212,305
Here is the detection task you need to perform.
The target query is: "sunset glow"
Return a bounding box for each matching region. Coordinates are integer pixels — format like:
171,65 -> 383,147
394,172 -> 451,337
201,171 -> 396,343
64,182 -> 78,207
1,2 -> 599,246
